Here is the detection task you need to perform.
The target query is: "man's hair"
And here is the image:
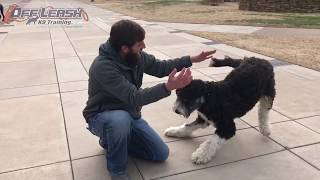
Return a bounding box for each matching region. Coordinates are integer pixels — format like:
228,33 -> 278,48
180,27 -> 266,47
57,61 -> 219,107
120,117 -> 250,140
109,20 -> 145,52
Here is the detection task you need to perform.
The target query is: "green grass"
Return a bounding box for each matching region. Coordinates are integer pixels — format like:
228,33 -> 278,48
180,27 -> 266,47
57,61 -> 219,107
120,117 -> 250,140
248,15 -> 320,27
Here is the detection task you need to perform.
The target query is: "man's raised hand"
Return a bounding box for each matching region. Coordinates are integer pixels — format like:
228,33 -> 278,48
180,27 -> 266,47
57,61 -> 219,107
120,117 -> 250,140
165,68 -> 193,91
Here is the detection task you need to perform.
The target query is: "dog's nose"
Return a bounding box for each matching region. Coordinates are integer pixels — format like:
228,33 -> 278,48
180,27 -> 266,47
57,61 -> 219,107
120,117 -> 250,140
175,109 -> 180,114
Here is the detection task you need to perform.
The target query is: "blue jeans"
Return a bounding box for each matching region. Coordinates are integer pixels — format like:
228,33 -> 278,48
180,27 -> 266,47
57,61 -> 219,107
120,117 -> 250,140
87,110 -> 169,176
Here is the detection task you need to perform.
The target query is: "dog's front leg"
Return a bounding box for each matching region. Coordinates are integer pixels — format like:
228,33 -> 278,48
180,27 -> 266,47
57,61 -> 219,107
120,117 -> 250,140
191,134 -> 225,164
164,116 -> 209,138
209,56 -> 242,68
192,120 -> 235,164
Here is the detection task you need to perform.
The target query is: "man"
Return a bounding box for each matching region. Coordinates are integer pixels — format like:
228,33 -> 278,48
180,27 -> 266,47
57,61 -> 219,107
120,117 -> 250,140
83,20 -> 215,180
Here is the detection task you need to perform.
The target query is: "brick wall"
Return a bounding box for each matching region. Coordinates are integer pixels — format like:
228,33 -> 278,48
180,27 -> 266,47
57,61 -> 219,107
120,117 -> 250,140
239,0 -> 320,12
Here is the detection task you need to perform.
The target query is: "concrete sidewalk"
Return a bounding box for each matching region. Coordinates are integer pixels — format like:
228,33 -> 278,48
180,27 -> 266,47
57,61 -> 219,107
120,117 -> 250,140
0,0 -> 320,180
152,22 -> 320,38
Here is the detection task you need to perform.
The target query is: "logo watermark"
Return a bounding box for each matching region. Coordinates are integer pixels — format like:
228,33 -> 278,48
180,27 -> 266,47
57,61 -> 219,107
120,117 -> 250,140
4,4 -> 89,26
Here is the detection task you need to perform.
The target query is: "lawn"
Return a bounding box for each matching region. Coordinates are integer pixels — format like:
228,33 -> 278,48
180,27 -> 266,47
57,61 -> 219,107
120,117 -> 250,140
80,0 -> 320,71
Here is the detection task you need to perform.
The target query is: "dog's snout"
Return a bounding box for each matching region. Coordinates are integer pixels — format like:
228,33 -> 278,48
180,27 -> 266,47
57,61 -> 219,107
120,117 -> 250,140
175,109 -> 180,114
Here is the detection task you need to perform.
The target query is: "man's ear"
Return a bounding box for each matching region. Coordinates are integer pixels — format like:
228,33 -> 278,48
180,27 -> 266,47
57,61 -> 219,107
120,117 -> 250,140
121,45 -> 129,54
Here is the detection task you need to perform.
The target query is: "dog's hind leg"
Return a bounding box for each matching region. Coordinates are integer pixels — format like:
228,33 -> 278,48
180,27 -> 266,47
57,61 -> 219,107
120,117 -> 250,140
209,56 -> 242,68
258,96 -> 273,136
258,77 -> 275,136
164,115 -> 209,138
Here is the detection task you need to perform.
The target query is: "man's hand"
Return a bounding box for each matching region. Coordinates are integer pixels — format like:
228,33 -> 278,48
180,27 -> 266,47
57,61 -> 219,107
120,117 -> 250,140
165,68 -> 192,91
191,50 -> 216,63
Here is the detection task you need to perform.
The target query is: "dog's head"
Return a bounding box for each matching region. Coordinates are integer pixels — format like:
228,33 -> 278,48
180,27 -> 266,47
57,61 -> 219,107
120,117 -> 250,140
173,79 -> 207,118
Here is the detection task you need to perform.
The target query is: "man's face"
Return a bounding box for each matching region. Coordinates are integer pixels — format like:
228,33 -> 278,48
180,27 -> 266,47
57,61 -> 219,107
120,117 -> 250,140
123,41 -> 146,67
131,40 -> 146,53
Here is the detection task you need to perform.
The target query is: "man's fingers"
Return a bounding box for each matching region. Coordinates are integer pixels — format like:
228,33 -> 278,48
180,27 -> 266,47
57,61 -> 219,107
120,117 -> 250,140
176,68 -> 186,79
184,68 -> 191,77
169,68 -> 193,89
178,68 -> 191,81
169,68 -> 177,79
206,50 -> 216,55
186,75 -> 192,84
181,70 -> 192,85
181,75 -> 193,88
201,50 -> 216,57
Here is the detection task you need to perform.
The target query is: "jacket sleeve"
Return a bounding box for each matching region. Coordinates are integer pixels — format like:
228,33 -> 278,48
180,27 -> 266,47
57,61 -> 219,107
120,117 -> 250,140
92,62 -> 171,108
142,51 -> 192,78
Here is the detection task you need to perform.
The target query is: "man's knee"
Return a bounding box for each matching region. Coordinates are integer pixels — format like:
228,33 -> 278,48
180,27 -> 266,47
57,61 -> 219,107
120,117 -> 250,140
101,110 -> 133,136
153,144 -> 169,161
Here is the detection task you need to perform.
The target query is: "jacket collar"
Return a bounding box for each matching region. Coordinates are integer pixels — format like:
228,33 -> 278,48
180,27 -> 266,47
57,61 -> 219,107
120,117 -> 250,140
99,40 -> 136,70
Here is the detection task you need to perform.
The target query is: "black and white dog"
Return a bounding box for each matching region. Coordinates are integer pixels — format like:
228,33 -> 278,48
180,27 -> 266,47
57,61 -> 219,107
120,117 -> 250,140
164,56 -> 276,164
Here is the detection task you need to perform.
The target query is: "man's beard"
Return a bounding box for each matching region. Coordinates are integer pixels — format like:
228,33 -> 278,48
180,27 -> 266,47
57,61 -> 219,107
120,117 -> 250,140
125,51 -> 141,68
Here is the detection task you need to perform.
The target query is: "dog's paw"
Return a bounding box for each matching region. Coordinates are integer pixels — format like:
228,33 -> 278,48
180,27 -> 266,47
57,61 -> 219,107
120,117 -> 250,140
191,135 -> 224,164
209,58 -> 216,67
191,147 -> 214,164
209,58 -> 219,67
164,124 -> 192,138
209,58 -> 225,67
259,125 -> 271,136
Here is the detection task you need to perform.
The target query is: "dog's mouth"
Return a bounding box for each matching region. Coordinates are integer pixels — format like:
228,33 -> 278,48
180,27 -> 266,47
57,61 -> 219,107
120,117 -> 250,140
174,110 -> 190,118
173,97 -> 205,118
173,105 -> 190,118
173,100 -> 201,118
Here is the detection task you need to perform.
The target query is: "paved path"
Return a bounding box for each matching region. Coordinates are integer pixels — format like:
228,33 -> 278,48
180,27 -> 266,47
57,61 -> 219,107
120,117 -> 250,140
152,22 -> 320,38
1,0 -> 320,180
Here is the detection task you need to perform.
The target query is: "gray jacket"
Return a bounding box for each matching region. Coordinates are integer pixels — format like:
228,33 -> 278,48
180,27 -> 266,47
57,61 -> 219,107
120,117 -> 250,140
83,41 -> 192,122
